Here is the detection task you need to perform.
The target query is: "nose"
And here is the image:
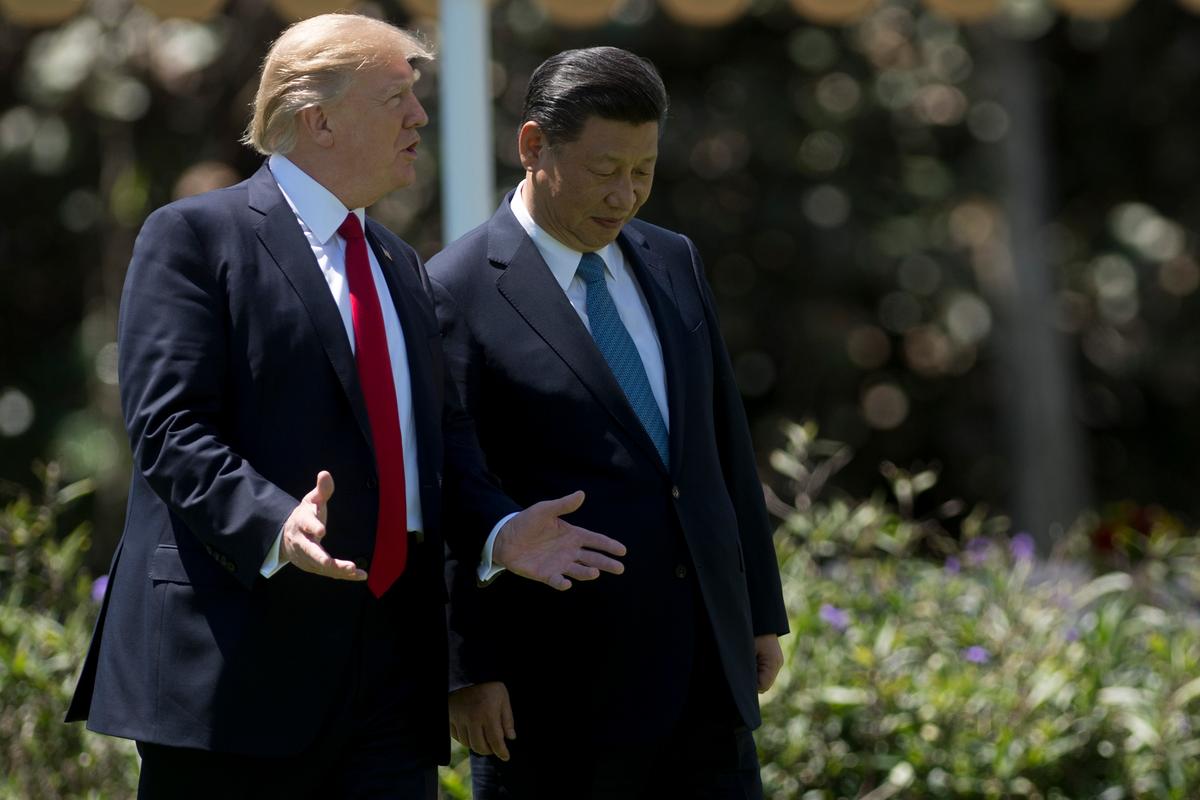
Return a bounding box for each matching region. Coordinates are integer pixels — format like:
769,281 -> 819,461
406,95 -> 429,129
607,174 -> 635,210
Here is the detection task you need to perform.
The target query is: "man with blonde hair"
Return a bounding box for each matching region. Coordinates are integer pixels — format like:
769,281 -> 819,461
66,14 -> 625,799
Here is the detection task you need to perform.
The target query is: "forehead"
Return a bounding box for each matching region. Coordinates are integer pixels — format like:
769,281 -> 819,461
567,116 -> 659,160
357,55 -> 420,92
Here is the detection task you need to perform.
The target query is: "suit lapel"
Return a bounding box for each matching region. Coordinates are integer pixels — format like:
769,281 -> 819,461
618,226 -> 688,475
248,165 -> 375,453
488,197 -> 670,474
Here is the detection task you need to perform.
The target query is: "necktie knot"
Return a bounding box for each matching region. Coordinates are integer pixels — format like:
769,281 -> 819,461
338,212 -> 365,242
577,252 -> 606,286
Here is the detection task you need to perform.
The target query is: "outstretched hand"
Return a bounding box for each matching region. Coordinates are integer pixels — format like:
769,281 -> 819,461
493,491 -> 626,591
280,471 -> 367,581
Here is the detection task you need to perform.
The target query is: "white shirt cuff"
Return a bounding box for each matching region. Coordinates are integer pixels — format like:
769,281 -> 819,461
259,529 -> 287,578
478,512 -> 519,584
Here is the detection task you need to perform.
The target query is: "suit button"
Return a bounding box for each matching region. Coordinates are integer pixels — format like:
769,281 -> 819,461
671,486 -> 681,499
366,477 -> 378,489
674,564 -> 688,579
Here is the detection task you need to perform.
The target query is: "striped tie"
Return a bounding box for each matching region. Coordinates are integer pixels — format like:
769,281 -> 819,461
577,252 -> 668,467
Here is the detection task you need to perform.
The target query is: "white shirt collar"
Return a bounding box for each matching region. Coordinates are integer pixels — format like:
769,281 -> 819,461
268,153 -> 364,244
510,180 -> 620,293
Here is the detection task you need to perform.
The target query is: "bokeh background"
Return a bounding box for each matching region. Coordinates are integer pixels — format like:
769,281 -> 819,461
5,0 -> 1200,564
6,0 -> 1200,797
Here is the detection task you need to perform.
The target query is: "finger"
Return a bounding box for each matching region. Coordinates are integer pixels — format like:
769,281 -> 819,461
315,470 -> 335,503
538,490 -> 585,519
303,471 -> 335,505
546,574 -> 572,591
468,725 -> 494,757
577,550 -> 624,575
758,662 -> 780,693
563,562 -> 602,582
330,558 -> 367,581
302,471 -> 335,524
295,537 -> 365,580
484,717 -> 510,761
500,694 -> 516,741
575,528 -> 627,557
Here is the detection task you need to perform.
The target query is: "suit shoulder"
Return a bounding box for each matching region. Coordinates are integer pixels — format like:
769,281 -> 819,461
627,218 -> 696,263
426,221 -> 491,285
143,179 -> 253,234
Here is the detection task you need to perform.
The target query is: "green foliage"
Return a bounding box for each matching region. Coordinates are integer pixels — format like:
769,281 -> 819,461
10,436 -> 1200,799
759,424 -> 1200,799
0,464 -> 138,800
0,464 -> 496,798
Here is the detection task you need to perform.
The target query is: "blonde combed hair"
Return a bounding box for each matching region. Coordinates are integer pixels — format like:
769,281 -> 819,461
243,14 -> 433,155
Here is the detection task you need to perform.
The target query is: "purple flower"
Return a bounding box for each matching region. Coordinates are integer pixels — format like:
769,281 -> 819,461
1065,627 -> 1079,642
91,575 -> 109,604
945,556 -> 961,575
962,645 -> 990,664
819,603 -> 851,631
1010,532 -> 1036,563
966,537 -> 992,565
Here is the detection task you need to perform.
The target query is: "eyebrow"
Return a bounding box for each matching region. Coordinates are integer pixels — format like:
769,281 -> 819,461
593,153 -> 658,163
381,75 -> 418,96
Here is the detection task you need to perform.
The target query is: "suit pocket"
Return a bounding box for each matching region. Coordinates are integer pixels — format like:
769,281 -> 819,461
149,544 -> 233,587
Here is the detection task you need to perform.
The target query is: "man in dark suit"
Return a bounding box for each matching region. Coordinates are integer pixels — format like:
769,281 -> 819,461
66,16 -> 625,799
428,46 -> 789,799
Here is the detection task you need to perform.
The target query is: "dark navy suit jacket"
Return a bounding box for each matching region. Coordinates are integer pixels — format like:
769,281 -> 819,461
66,164 -> 518,757
427,193 -> 788,747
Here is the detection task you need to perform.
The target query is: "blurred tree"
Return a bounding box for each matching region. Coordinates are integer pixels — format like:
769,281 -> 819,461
3,0 -> 1200,569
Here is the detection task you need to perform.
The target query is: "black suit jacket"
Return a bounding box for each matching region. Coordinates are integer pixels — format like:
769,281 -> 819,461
66,164 -> 518,757
427,193 -> 788,746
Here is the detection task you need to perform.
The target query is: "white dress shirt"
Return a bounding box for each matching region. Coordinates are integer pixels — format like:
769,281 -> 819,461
477,183 -> 670,582
260,154 -> 424,576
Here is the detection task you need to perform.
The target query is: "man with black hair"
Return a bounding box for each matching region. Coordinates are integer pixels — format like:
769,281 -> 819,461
428,46 -> 788,799
66,19 -> 627,799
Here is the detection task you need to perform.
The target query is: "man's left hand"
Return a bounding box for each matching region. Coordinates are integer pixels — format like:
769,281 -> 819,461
755,634 -> 784,693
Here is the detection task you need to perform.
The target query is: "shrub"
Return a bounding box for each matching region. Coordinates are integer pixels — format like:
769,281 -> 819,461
759,423 -> 1200,799
0,464 -> 138,800
0,464 -> 476,798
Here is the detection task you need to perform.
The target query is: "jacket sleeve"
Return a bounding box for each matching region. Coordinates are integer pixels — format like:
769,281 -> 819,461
117,205 -> 297,589
685,236 -> 790,637
392,243 -> 521,562
430,272 -> 509,689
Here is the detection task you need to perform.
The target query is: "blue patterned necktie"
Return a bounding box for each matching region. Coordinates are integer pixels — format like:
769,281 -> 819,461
577,252 -> 669,467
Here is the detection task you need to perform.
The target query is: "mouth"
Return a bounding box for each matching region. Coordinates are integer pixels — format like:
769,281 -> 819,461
591,216 -> 626,229
402,138 -> 420,156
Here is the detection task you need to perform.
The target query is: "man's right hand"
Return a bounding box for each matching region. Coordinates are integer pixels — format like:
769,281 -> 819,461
280,471 -> 367,581
493,491 -> 626,591
449,682 -> 516,761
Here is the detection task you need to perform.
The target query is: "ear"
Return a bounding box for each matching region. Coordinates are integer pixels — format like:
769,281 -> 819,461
298,104 -> 335,149
517,121 -> 548,172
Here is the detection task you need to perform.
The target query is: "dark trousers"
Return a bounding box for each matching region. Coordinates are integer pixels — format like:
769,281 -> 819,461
470,721 -> 762,800
470,619 -> 764,800
137,547 -> 443,800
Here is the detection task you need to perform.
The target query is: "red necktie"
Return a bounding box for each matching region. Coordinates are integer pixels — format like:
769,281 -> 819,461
338,213 -> 407,598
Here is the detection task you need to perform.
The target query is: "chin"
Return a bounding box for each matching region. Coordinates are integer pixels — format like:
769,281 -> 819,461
389,173 -> 416,192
